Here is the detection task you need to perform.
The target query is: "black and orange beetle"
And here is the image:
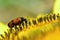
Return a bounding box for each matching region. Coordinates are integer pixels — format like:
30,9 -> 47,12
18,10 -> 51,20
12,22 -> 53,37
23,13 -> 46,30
8,17 -> 27,29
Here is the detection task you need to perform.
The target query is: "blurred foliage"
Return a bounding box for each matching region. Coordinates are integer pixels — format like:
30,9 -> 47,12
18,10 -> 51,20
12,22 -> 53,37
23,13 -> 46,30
0,0 -> 54,23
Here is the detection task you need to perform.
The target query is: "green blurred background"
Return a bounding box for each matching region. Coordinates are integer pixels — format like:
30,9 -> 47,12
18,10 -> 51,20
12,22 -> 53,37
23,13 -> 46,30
0,0 -> 54,23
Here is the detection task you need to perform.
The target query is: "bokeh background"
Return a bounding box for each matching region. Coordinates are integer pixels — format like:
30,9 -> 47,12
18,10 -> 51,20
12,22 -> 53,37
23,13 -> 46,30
0,0 -> 54,23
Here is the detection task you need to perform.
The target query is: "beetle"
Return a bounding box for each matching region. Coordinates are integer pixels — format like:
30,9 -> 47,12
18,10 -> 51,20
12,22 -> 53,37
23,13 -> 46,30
8,17 -> 27,29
